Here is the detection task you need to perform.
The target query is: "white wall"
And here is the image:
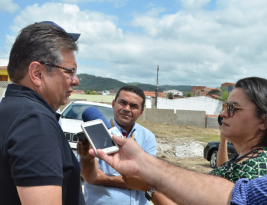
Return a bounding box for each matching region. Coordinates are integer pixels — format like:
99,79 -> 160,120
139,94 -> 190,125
145,97 -> 152,109
156,96 -> 223,115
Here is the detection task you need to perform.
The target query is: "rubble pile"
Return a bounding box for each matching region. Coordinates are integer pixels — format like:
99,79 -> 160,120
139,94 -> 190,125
156,138 -> 204,158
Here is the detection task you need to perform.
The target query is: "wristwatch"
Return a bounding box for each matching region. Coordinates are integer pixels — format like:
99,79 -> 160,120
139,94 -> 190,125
145,188 -> 156,201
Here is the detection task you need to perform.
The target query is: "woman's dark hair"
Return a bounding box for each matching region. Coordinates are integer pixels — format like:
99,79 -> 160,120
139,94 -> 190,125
235,77 -> 267,147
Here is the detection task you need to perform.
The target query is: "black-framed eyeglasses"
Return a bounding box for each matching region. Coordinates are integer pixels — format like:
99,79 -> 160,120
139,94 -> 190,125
222,102 -> 254,117
39,61 -> 77,80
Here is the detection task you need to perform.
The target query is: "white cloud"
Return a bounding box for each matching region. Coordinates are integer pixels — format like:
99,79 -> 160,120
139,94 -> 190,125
5,0 -> 267,87
61,0 -> 128,7
146,7 -> 166,17
180,0 -> 210,10
0,0 -> 19,13
0,59 -> 9,66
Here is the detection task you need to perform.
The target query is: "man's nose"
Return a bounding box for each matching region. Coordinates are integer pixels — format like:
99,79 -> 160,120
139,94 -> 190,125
72,74 -> 79,86
123,104 -> 131,111
220,107 -> 228,118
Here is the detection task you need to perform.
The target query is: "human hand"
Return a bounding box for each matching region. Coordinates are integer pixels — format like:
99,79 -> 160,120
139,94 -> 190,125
89,136 -> 145,176
77,140 -> 94,160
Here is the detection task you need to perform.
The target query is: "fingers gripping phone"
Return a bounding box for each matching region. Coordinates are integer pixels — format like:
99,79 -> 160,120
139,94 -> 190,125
81,119 -> 119,155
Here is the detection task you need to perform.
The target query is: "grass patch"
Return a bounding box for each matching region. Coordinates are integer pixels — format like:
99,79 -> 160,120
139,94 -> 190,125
138,121 -> 220,144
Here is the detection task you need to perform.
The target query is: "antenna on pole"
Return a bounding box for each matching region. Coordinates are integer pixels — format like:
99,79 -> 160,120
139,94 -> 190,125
155,65 -> 159,109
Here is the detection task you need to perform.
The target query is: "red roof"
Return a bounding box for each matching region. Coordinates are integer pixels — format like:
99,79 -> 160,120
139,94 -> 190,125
221,82 -> 235,87
72,90 -> 85,94
206,87 -> 221,91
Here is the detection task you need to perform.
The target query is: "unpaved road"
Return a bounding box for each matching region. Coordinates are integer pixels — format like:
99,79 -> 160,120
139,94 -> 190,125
138,121 -> 220,174
156,136 -> 212,174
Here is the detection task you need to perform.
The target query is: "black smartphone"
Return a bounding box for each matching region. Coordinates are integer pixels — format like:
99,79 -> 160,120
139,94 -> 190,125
77,131 -> 88,145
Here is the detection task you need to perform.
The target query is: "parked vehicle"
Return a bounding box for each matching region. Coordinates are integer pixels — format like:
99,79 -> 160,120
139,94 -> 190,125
61,101 -> 114,157
203,141 -> 237,168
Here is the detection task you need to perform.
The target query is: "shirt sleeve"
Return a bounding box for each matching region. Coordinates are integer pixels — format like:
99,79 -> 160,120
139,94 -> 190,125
231,175 -> 267,205
6,114 -> 63,187
142,131 -> 157,157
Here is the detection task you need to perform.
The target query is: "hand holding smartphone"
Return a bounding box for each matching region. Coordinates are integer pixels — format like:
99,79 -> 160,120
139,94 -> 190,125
81,119 -> 119,155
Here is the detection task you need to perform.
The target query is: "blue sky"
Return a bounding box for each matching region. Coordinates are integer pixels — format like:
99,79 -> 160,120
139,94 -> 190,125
1,0 -> 267,87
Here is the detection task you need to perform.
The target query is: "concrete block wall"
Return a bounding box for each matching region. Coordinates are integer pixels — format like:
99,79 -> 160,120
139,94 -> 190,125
206,116 -> 219,130
141,108 -> 206,128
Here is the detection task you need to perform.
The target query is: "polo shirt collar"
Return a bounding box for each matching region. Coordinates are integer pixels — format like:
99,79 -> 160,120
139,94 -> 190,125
6,84 -> 59,121
112,117 -> 136,138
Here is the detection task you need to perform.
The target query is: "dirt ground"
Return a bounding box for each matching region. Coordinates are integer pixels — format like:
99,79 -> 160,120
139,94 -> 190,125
137,121 -> 220,174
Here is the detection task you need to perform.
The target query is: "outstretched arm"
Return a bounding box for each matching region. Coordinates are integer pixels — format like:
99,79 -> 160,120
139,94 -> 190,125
122,175 -> 177,205
89,136 -> 234,205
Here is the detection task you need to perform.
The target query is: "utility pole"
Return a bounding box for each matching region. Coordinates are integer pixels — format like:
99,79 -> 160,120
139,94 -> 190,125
155,65 -> 159,109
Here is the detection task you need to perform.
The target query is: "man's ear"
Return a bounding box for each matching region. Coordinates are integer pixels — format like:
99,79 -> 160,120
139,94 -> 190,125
259,114 -> 267,131
28,62 -> 42,87
139,109 -> 144,117
112,100 -> 115,108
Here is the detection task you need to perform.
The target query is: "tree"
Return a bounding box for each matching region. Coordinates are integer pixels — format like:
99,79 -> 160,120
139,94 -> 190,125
186,92 -> 191,97
167,92 -> 173,99
86,89 -> 98,95
220,91 -> 230,102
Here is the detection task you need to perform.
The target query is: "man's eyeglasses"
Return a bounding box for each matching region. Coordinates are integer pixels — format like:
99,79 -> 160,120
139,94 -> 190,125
39,61 -> 77,80
222,102 -> 254,117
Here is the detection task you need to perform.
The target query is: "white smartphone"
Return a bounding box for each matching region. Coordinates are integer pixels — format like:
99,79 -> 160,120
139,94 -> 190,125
81,119 -> 119,155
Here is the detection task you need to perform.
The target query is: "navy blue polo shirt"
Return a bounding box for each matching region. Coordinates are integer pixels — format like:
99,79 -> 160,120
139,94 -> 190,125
0,84 -> 85,205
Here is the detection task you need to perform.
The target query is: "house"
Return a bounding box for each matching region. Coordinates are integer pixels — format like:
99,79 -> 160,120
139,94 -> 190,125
191,86 -> 220,98
191,86 -> 206,96
0,66 -> 11,89
102,90 -> 110,95
163,89 -> 183,97
221,82 -> 235,94
144,91 -> 166,98
72,90 -> 85,94
0,66 -> 10,82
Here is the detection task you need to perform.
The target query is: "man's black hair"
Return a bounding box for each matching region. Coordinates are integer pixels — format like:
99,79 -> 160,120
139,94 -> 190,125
115,85 -> 146,110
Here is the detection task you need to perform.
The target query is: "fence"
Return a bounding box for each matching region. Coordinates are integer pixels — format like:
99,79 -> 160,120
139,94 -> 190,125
0,81 -> 9,88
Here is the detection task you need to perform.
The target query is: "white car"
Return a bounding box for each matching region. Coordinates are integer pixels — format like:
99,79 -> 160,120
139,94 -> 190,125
61,100 -> 114,155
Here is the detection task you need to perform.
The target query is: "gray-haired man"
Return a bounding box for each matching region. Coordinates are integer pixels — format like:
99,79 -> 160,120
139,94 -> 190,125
0,21 -> 97,205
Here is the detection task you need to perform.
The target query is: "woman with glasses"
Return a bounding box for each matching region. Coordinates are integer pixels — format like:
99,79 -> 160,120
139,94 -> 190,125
216,115 -> 239,167
210,77 -> 267,183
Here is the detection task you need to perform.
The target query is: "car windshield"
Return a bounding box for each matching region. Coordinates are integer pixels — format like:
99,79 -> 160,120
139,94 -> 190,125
61,103 -> 114,120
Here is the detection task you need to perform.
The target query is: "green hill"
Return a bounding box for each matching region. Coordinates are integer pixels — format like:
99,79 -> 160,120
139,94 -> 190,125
76,74 -> 192,92
77,74 -> 125,91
